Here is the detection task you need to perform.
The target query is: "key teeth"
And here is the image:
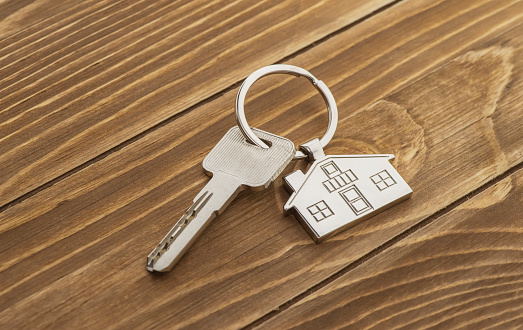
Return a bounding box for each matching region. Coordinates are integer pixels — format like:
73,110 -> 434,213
196,192 -> 213,214
188,190 -> 209,214
146,260 -> 155,272
146,191 -> 214,272
146,248 -> 168,272
146,247 -> 164,272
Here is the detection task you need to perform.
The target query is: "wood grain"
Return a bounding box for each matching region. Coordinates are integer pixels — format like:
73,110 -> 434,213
0,0 -> 396,206
0,0 -> 91,39
1,0 -> 522,328
260,169 -> 523,329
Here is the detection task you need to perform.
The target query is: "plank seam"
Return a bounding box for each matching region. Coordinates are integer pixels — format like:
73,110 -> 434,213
244,161 -> 523,329
0,0 -> 405,212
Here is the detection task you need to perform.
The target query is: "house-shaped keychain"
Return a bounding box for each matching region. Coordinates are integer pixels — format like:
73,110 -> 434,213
231,64 -> 413,244
284,140 -> 412,243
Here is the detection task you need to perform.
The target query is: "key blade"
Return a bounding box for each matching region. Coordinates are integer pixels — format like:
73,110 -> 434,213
146,127 -> 296,272
147,174 -> 242,272
146,191 -> 212,272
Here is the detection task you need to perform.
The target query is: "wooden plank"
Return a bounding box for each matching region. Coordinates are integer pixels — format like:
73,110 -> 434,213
1,0 -> 523,328
0,0 -> 396,206
0,0 -> 92,40
260,169 -> 523,329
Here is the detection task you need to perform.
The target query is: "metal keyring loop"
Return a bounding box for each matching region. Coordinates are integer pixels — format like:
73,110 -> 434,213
235,64 -> 338,159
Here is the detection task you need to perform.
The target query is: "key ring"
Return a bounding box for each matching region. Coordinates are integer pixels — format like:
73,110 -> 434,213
235,64 -> 338,159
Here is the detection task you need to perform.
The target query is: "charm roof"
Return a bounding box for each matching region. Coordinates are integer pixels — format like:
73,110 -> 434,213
285,154 -> 395,207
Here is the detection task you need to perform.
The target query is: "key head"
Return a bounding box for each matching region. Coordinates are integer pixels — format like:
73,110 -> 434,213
203,127 -> 296,189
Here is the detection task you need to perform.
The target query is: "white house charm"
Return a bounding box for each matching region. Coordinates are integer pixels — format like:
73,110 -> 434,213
283,140 -> 412,243
232,64 -> 413,244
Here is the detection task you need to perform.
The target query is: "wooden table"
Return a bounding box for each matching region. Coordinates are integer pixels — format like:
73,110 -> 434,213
1,0 -> 522,328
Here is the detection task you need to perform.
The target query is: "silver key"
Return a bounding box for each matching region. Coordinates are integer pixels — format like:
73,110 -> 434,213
146,126 -> 295,272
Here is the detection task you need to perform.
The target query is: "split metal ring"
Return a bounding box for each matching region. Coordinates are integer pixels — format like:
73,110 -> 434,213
235,64 -> 338,159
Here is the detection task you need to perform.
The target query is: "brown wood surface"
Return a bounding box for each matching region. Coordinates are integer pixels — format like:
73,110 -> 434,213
1,0 -> 522,329
0,0 -> 85,39
260,169 -> 523,329
0,0 -> 395,206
